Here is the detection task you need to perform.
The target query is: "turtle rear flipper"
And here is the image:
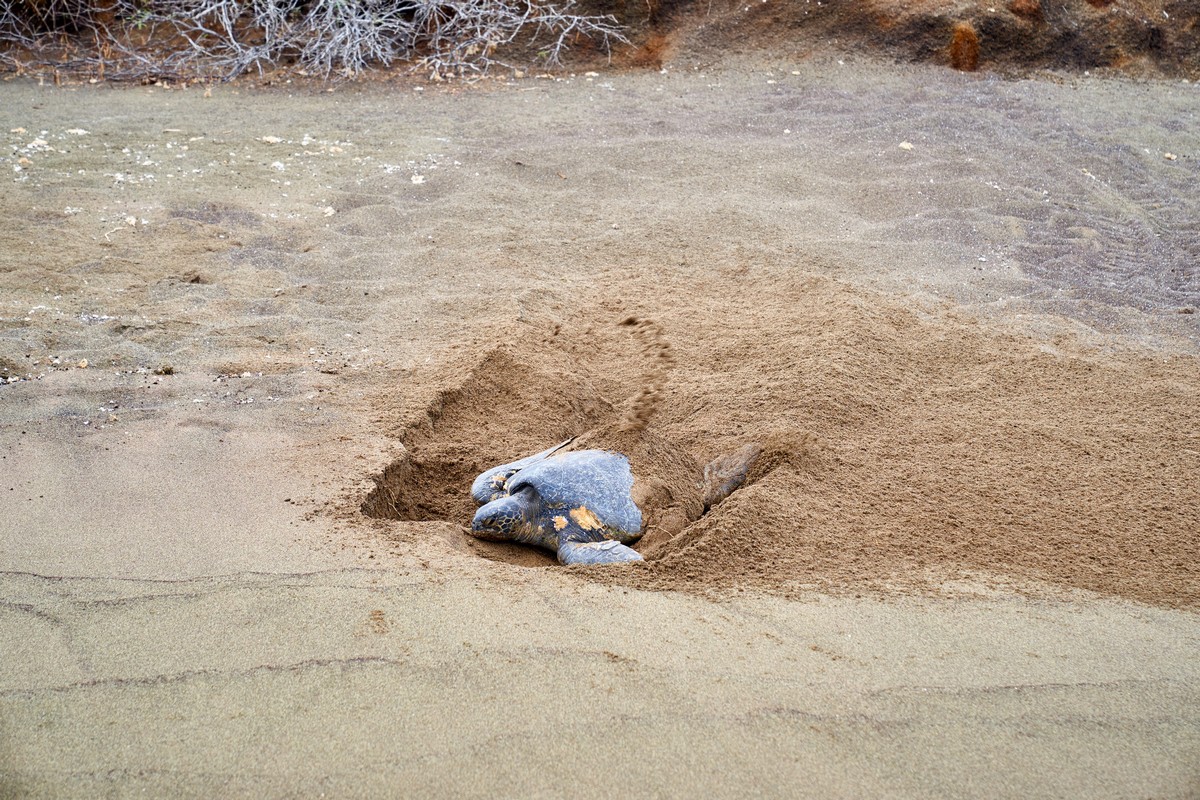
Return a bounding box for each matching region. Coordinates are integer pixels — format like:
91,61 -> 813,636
558,539 -> 644,565
702,442 -> 763,510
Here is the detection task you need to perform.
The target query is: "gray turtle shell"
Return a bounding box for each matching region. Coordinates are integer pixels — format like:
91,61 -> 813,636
506,450 -> 643,538
470,440 -> 572,504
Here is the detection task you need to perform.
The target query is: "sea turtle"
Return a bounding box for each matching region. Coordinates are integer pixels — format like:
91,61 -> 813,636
471,445 -> 645,564
470,430 -> 762,565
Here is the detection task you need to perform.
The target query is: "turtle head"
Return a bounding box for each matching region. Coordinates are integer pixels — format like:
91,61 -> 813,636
471,487 -> 538,544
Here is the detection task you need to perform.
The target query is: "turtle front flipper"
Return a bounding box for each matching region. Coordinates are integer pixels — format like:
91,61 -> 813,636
558,539 -> 644,565
553,511 -> 643,565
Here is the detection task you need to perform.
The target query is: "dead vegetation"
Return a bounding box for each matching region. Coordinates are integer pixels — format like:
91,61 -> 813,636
0,0 -> 626,80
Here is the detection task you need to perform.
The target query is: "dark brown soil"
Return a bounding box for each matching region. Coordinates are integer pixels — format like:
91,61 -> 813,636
612,0 -> 1200,78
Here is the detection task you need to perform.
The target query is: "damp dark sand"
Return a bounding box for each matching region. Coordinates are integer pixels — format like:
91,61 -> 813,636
1,55 -> 1199,797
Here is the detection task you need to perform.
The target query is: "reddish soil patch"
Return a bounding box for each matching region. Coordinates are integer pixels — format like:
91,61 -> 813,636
628,0 -> 1200,77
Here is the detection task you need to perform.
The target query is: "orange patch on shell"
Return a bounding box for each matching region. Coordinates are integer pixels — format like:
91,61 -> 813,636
553,515 -> 568,531
569,506 -> 604,530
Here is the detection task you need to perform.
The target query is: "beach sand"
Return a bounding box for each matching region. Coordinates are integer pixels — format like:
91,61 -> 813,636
1,55 -> 1199,796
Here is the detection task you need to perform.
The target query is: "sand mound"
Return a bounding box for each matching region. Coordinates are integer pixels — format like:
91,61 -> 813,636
363,271 -> 1198,608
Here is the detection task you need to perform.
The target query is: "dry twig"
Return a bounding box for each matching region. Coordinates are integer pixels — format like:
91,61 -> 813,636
0,0 -> 627,80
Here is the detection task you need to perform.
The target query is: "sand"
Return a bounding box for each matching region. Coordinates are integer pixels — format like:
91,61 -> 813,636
2,54 -> 1199,796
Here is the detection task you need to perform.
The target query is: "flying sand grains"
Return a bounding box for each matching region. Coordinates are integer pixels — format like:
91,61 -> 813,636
617,316 -> 675,433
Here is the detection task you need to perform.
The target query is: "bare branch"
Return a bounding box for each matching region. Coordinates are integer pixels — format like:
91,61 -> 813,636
0,0 -> 628,81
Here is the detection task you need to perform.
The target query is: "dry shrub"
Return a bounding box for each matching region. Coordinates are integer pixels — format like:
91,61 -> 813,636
0,0 -> 627,80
